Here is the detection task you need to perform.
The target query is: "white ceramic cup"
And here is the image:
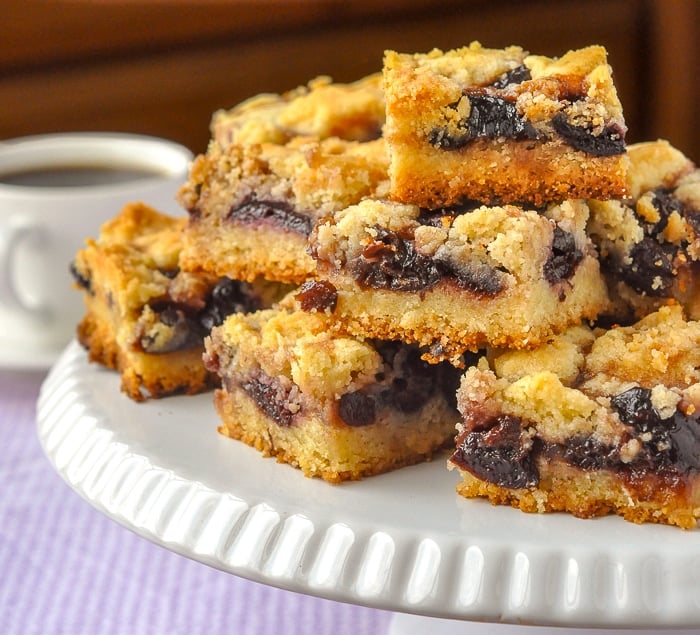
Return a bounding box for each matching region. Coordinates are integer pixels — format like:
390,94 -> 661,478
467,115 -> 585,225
0,132 -> 193,366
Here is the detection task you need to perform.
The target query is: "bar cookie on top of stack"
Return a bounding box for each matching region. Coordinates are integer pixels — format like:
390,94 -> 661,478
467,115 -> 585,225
177,135 -> 389,285
177,73 -> 389,286
382,42 -> 629,208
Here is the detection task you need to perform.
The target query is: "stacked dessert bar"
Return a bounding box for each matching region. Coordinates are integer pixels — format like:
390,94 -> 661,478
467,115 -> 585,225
374,43 -> 700,527
73,42 -> 700,527
182,74 -> 463,481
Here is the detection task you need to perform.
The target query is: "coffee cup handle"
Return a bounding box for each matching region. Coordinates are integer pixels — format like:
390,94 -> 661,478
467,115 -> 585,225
0,217 -> 49,319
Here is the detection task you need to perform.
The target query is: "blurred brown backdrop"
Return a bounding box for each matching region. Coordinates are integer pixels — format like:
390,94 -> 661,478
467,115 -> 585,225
2,0 -> 697,159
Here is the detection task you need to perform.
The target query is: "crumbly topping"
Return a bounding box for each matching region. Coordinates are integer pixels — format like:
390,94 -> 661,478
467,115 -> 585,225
314,197 -> 593,288
211,73 -> 385,148
210,295 -> 383,400
585,305 -> 700,388
178,136 -> 389,223
490,325 -> 595,385
385,42 -> 624,139
385,42 -> 526,89
623,139 -> 695,199
74,203 -> 188,312
587,140 -> 700,320
466,305 -> 700,450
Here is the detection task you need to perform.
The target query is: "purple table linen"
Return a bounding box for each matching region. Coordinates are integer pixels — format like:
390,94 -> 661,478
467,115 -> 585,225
0,368 -> 392,635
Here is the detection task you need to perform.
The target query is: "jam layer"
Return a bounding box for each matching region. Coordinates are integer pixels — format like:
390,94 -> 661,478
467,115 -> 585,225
452,386 -> 700,493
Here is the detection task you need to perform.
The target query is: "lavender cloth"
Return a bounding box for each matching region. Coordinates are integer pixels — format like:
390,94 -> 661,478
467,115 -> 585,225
0,368 -> 393,635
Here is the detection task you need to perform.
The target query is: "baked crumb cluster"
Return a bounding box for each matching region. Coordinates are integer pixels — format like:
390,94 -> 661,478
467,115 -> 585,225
72,41 -> 700,527
210,73 -> 385,148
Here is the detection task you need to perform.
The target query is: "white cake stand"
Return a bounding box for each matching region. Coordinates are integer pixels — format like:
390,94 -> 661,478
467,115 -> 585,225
37,342 -> 700,633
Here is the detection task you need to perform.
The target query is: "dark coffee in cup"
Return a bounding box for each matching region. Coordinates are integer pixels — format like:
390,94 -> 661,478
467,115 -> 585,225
0,164 -> 167,188
0,132 -> 192,355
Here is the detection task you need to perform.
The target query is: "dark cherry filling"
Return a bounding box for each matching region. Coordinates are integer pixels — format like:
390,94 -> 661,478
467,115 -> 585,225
466,94 -> 538,140
70,261 -> 92,294
338,392 -> 376,427
427,75 -> 626,156
352,226 -> 442,291
429,94 -> 537,149
442,259 -> 507,295
144,305 -> 203,353
550,113 -> 626,156
350,219 -> 580,295
295,279 -> 338,313
611,386 -> 700,473
559,434 -> 619,471
158,267 -> 180,279
241,371 -> 296,427
199,278 -> 262,331
141,277 -> 263,353
453,385 -> 700,491
349,226 -> 505,296
227,195 -> 313,236
490,65 -> 532,89
685,207 -> 700,235
650,186 -> 700,238
452,413 -> 539,489
621,239 -> 678,296
651,188 -> 686,233
543,227 -> 583,284
602,187 -> 696,297
378,345 -> 438,414
335,342 -> 459,427
240,342 -> 458,429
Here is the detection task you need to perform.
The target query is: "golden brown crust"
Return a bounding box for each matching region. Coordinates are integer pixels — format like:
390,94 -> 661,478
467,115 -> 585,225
211,73 -> 385,148
383,42 -> 628,207
179,219 -> 314,284
73,203 -> 216,400
77,307 -> 216,401
455,462 -> 700,529
214,386 -> 452,483
388,139 -> 629,209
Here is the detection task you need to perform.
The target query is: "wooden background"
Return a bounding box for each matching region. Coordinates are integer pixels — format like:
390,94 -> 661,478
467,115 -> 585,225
2,0 -> 697,159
